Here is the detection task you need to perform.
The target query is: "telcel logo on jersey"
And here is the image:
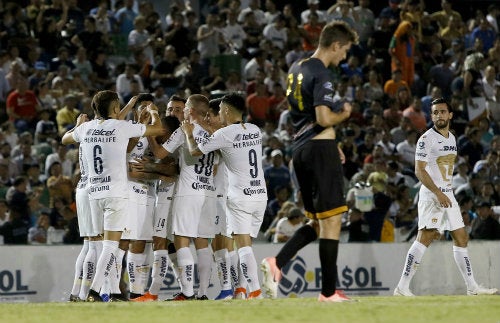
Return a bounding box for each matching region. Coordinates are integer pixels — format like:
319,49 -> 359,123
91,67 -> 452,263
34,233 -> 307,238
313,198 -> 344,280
0,270 -> 37,299
87,129 -> 116,136
278,256 -> 389,297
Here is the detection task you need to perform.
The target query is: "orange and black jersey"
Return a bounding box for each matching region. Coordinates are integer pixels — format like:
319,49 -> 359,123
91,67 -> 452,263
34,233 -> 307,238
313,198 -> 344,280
287,57 -> 344,149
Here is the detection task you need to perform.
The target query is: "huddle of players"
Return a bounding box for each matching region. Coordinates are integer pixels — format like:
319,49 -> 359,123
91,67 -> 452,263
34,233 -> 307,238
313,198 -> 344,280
64,90 -> 267,302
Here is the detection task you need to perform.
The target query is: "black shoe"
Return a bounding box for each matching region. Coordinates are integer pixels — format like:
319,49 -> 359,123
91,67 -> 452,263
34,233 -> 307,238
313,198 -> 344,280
86,290 -> 104,302
129,292 -> 142,300
68,294 -> 81,302
166,293 -> 195,301
196,295 -> 209,300
109,293 -> 129,302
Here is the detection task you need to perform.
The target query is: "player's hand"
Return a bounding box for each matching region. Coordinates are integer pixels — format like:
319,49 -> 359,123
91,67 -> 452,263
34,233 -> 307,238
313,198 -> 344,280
343,101 -> 353,116
147,103 -> 159,113
127,95 -> 139,107
337,145 -> 346,164
76,114 -> 88,126
435,191 -> 452,208
181,120 -> 195,136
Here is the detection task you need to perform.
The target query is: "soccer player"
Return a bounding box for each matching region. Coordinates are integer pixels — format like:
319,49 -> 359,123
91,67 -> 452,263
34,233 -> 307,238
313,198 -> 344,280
62,90 -> 165,302
67,117 -> 102,302
132,115 -> 180,302
394,98 -> 498,296
182,93 -> 267,300
261,21 -> 358,302
147,94 -> 218,300
205,99 -> 240,300
123,94 -> 159,300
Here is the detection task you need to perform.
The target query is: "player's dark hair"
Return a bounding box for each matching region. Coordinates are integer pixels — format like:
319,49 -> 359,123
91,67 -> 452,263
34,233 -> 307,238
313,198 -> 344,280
319,21 -> 359,48
91,90 -> 119,119
161,115 -> 180,133
221,93 -> 246,114
136,93 -> 155,107
209,98 -> 222,114
431,97 -> 452,113
169,95 -> 186,104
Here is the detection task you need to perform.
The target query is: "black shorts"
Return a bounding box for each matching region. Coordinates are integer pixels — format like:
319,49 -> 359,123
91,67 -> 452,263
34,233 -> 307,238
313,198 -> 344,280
292,139 -> 347,219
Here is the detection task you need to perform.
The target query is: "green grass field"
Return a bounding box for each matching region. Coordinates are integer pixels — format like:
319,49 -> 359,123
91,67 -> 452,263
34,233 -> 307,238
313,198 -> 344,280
1,296 -> 499,323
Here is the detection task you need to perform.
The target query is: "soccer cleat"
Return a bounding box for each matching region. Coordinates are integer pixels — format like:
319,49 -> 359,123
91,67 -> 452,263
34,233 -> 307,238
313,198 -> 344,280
68,294 -> 81,302
233,287 -> 247,299
318,290 -> 356,303
467,285 -> 498,296
109,293 -> 129,302
247,289 -> 263,300
131,292 -> 158,302
215,289 -> 234,300
196,295 -> 209,300
86,290 -> 104,302
260,257 -> 281,299
166,293 -> 195,301
393,286 -> 415,297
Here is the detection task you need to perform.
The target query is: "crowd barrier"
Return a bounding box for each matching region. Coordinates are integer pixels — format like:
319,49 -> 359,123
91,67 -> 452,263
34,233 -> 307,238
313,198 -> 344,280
1,241 -> 499,302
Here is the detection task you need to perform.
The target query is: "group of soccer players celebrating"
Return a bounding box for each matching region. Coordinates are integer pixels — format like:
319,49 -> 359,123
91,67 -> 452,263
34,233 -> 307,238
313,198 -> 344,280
63,90 -> 267,302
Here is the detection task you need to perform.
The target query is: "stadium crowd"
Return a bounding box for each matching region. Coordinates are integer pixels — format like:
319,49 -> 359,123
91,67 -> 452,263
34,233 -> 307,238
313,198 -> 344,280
0,0 -> 499,250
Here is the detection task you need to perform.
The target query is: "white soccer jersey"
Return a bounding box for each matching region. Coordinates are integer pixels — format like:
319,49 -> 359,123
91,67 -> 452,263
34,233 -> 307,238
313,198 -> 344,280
163,124 -> 218,197
72,119 -> 146,200
415,127 -> 457,202
199,123 -> 267,201
214,158 -> 228,198
76,145 -> 88,190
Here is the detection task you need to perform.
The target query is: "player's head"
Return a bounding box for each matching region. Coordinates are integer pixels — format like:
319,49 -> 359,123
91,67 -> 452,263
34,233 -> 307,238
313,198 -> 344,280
318,21 -> 358,65
136,93 -> 155,107
91,90 -> 120,119
167,95 -> 186,122
207,98 -> 223,130
161,115 -> 181,140
185,94 -> 209,121
220,93 -> 246,125
431,97 -> 453,130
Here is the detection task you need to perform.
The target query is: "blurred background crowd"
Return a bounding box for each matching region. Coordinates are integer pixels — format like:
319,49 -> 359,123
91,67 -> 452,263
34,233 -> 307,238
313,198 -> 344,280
0,0 -> 499,246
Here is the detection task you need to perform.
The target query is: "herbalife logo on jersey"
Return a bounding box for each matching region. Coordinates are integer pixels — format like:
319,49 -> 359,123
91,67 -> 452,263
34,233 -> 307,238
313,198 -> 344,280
86,129 -> 116,136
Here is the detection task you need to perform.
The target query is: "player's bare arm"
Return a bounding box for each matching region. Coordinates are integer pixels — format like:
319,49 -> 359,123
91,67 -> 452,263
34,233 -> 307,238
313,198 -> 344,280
181,120 -> 203,156
143,104 -> 167,137
415,160 -> 452,208
313,103 -> 352,139
117,95 -> 139,120
61,113 -> 89,145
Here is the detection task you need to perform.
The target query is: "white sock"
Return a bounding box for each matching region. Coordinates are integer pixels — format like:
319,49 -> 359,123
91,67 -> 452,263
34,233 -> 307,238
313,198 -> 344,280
214,248 -> 231,290
127,252 -> 147,294
229,250 -> 241,289
196,247 -> 213,297
95,240 -> 103,258
168,252 -> 180,281
71,240 -> 89,296
397,241 -> 426,290
238,246 -> 260,292
453,246 -> 478,290
79,241 -> 97,300
109,248 -> 126,294
90,240 -> 119,293
149,249 -> 169,295
141,244 -> 152,293
177,247 -> 194,297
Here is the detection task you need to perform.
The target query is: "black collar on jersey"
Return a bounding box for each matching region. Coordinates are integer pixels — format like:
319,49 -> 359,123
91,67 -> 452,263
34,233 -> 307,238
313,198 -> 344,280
432,126 -> 449,138
233,121 -> 242,124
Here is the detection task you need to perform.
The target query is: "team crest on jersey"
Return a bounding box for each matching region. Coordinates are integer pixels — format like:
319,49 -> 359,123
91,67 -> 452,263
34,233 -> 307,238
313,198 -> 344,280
418,141 -> 425,149
136,141 -> 143,148
323,81 -> 333,90
432,218 -> 438,224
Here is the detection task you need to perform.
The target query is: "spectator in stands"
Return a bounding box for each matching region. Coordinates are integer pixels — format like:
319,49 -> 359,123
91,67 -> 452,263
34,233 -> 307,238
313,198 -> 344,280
71,15 -> 108,62
116,63 -> 144,103
273,207 -> 304,243
470,17 -> 496,55
201,64 -> 226,95
44,141 -> 73,179
46,162 -> 72,225
151,45 -> 181,97
197,11 -> 224,69
389,20 -> 416,87
364,171 -> 392,242
301,0 -> 326,25
379,0 -> 401,29
128,16 -> 155,66
470,201 -> 500,240
264,149 -> 291,200
453,160 -> 469,191
6,77 -> 40,134
49,47 -> 75,72
246,82 -> 270,127
403,96 -> 427,132
384,69 -> 410,99
56,94 -> 80,136
396,129 -> 417,172
164,13 -> 191,60
455,172 -> 483,199
459,127 -> 484,170
62,206 -> 81,244
90,50 -> 110,89
263,14 -> 287,50
238,0 -> 266,26
28,211 -> 52,244
114,0 -> 137,36
474,181 -> 500,207
0,196 -> 29,244
244,49 -> 272,82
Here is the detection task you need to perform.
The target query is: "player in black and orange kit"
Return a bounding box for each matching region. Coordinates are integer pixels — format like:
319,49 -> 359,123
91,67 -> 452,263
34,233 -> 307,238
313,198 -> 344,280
261,21 -> 358,302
